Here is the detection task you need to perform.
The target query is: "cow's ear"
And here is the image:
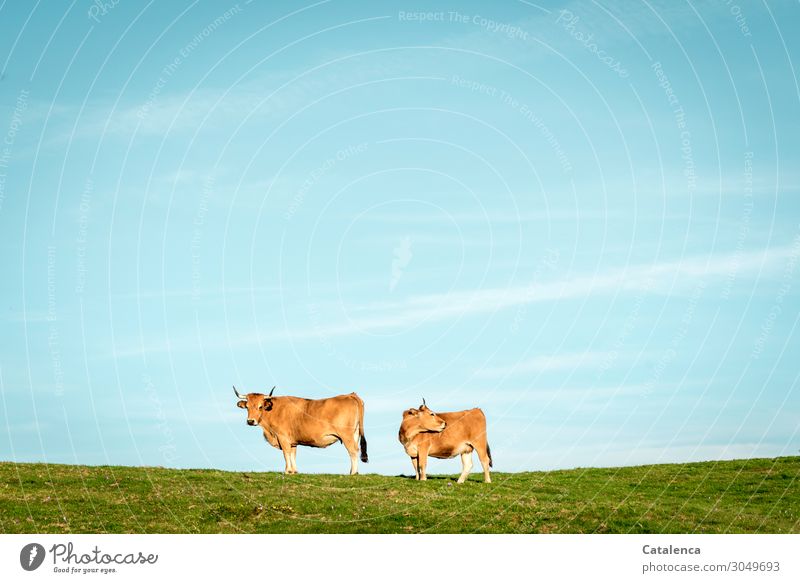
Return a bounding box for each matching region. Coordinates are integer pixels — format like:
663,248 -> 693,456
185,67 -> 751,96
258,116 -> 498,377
237,400 -> 247,409
263,397 -> 273,411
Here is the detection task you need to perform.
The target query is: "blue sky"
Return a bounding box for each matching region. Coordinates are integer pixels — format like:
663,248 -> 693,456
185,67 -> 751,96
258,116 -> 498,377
0,0 -> 798,475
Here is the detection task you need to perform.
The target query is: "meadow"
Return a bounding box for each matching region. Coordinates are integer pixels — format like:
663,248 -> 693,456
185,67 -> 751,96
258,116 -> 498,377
1,456 -> 797,533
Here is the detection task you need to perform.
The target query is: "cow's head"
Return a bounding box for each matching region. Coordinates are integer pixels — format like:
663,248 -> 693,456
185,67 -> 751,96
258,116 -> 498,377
234,385 -> 275,426
402,401 -> 446,434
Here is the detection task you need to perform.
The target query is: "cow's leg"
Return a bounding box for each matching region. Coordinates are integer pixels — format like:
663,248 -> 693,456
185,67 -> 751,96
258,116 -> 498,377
278,437 -> 293,475
282,450 -> 292,475
411,457 -> 419,479
289,446 -> 298,474
478,446 -> 492,483
340,434 -> 359,475
418,449 -> 428,481
351,426 -> 362,475
348,449 -> 358,475
457,452 -> 473,484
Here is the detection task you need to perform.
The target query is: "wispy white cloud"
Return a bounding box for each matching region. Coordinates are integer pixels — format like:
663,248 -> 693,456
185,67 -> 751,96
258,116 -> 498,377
475,351 -> 617,377
49,45 -> 429,146
109,243 -> 796,359
322,243 -> 795,332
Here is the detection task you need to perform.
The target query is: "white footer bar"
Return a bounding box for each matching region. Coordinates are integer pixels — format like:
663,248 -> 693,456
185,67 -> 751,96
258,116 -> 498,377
1,534 -> 797,582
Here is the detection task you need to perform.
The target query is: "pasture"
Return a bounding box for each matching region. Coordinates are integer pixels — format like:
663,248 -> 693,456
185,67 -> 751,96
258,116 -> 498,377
1,456 -> 797,533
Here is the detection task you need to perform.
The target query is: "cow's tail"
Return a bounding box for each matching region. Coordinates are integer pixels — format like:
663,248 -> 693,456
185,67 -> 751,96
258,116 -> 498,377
358,396 -> 368,463
360,434 -> 368,463
487,442 -> 493,468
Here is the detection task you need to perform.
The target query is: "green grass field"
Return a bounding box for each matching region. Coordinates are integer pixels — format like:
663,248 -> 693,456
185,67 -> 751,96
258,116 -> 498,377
1,457 -> 797,533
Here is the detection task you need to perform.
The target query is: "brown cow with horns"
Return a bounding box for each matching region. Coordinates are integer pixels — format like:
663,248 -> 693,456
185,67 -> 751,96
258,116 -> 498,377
398,399 -> 493,483
234,386 -> 367,475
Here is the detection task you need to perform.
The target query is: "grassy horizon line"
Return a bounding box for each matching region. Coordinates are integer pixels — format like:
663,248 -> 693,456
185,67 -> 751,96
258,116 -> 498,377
1,456 -> 797,534
3,453 -> 796,474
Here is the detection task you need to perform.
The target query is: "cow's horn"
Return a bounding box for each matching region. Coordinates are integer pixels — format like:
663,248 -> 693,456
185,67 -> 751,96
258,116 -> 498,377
267,386 -> 276,397
422,397 -> 426,407
233,385 -> 245,400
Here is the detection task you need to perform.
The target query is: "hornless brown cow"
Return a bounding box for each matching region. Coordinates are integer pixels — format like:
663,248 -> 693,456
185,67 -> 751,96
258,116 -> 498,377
234,386 -> 367,475
398,400 -> 493,483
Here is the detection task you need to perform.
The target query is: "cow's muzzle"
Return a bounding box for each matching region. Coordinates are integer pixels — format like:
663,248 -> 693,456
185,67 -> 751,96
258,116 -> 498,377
247,419 -> 256,426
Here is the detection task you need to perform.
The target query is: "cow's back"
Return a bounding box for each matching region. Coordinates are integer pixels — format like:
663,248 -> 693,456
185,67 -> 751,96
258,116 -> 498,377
423,408 -> 487,458
304,392 -> 362,428
277,393 -> 362,443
